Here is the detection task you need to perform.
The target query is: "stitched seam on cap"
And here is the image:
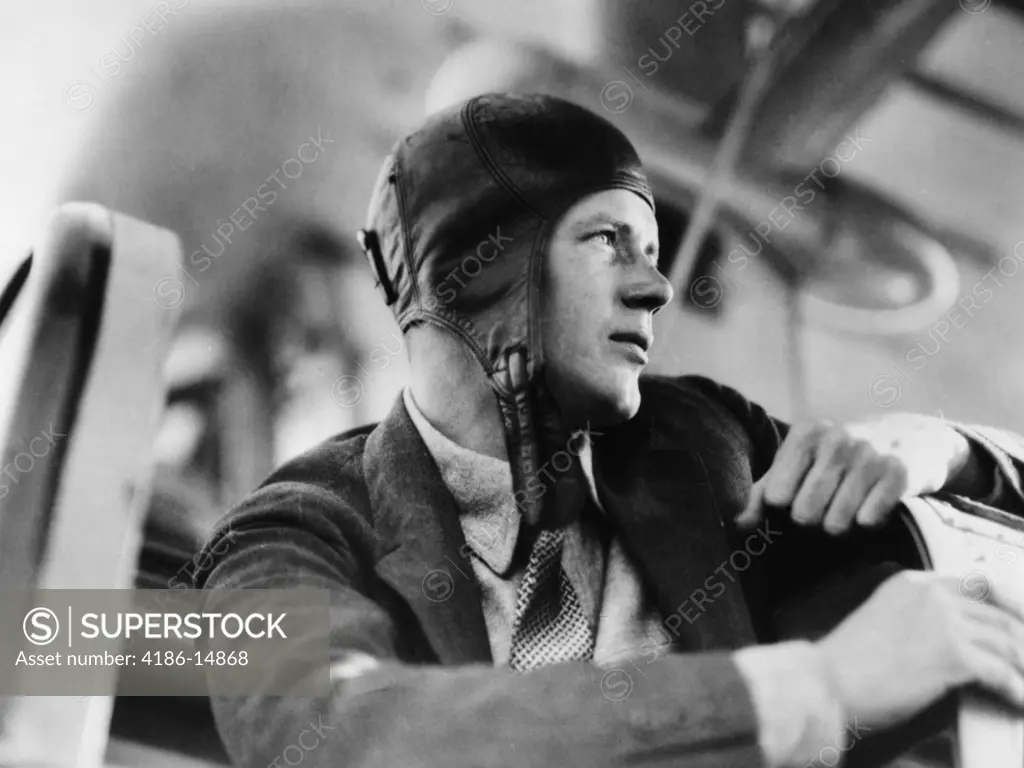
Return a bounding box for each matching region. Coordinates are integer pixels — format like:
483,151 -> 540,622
392,151 -> 421,304
397,308 -> 496,376
461,97 -> 546,221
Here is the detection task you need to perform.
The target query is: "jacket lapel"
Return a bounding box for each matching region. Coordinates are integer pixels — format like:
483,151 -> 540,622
363,396 -> 493,665
593,412 -> 758,652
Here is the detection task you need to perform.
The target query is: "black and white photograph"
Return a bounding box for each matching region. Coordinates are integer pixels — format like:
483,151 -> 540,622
1,0 -> 1024,766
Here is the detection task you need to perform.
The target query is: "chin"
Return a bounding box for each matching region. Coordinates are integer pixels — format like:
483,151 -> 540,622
611,384 -> 642,422
578,378 -> 642,427
546,364 -> 641,428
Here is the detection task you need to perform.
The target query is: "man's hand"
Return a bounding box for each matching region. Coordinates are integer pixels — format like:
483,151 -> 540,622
814,570 -> 1024,729
736,414 -> 981,534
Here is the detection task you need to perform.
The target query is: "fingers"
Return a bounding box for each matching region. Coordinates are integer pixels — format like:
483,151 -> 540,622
968,610 -> 1024,673
789,439 -> 846,526
981,573 -> 1024,624
854,467 -> 905,528
784,429 -> 892,531
761,422 -> 822,507
755,420 -> 913,532
963,644 -> 1024,709
823,474 -> 882,535
955,576 -> 1024,708
820,444 -> 886,534
735,478 -> 766,529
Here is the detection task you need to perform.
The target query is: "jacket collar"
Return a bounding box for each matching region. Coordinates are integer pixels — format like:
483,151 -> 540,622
362,383 -> 757,665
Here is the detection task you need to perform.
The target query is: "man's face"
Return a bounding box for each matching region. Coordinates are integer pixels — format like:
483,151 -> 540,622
540,189 -> 673,427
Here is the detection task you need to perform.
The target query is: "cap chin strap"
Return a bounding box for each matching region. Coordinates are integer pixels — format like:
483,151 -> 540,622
492,347 -> 541,526
491,347 -> 587,529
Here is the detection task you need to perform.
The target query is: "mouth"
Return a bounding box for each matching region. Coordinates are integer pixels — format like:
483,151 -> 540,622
609,331 -> 652,364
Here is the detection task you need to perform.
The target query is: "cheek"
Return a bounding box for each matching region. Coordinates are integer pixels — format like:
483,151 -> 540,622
552,266 -> 606,320
552,290 -> 604,358
541,248 -> 615,359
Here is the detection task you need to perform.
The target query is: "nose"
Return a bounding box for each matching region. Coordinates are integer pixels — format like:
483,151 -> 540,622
621,262 -> 674,314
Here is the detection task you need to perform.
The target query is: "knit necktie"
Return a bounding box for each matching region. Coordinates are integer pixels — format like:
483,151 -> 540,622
507,528 -> 595,672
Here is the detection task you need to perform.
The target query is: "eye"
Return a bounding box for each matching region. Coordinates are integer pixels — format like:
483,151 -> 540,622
590,229 -> 617,247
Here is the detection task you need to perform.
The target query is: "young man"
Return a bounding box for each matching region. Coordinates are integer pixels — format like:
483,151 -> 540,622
196,93 -> 1024,768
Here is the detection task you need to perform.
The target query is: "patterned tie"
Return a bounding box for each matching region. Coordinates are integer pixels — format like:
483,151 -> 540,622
508,528 -> 595,672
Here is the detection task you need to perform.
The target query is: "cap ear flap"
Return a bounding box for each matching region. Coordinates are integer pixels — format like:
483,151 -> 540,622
357,228 -> 398,306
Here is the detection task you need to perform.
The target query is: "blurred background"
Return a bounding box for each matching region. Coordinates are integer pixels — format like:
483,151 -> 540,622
1,0 -> 1023,764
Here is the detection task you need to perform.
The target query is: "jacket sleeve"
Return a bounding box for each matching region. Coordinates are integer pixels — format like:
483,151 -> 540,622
194,471 -> 765,768
679,374 -> 1024,518
671,373 -> 1024,620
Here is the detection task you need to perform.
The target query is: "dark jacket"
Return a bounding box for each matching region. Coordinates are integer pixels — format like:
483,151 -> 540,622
195,374 -> 1024,768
